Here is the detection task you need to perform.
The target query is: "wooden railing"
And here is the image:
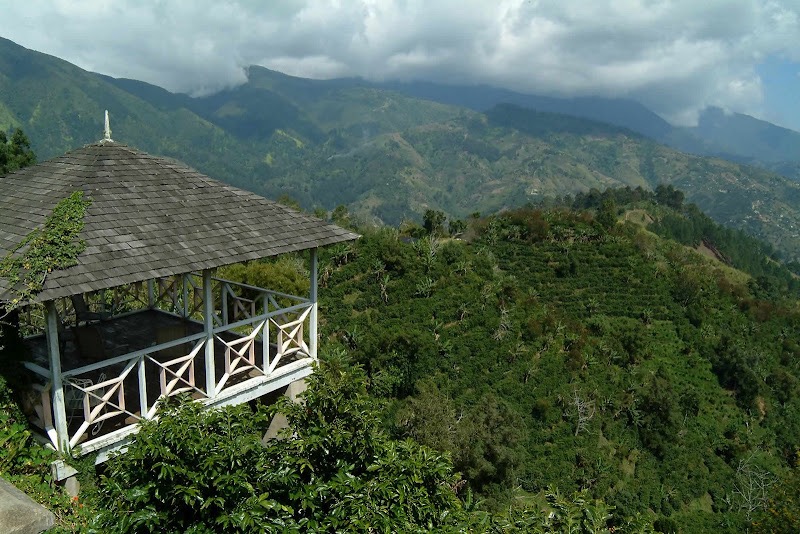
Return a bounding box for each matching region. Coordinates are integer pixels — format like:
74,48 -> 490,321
212,277 -> 313,395
23,333 -> 211,451
21,278 -> 315,453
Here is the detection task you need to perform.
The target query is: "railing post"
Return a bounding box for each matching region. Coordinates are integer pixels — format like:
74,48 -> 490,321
45,300 -> 69,454
147,279 -> 155,308
138,356 -> 148,418
171,275 -> 179,312
310,247 -> 318,360
262,294 -> 270,374
222,284 -> 229,326
182,274 -> 190,318
203,269 -> 216,397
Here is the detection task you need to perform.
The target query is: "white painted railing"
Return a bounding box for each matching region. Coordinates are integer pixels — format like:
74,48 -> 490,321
211,300 -> 314,396
20,275 -> 316,453
23,303 -> 313,451
24,332 -> 208,450
60,332 -> 208,449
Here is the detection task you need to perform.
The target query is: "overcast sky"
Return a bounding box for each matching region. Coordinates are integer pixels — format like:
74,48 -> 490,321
1,0 -> 799,130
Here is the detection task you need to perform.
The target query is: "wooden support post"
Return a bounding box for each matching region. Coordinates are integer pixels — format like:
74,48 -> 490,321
310,247 -> 318,360
137,356 -> 148,418
147,279 -> 155,308
182,274 -> 190,318
202,269 -> 216,397
263,293 -> 270,374
45,300 -> 69,453
221,283 -> 229,326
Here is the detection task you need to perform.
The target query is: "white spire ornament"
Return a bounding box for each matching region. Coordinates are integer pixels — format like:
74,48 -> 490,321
101,110 -> 113,143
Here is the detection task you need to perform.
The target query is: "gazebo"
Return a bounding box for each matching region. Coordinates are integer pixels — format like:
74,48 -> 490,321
0,125 -> 358,470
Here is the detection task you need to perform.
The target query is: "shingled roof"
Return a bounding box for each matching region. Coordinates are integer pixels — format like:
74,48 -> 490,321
0,141 -> 358,303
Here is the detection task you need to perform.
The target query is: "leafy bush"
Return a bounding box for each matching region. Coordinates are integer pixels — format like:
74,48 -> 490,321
93,354 -> 465,532
0,376 -> 92,531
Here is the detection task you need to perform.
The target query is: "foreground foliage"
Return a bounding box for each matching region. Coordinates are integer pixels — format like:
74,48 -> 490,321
0,376 -> 93,532
93,355 -> 465,533
90,352 -> 654,532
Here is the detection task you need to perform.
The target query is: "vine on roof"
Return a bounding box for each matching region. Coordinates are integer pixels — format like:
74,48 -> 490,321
0,191 -> 91,309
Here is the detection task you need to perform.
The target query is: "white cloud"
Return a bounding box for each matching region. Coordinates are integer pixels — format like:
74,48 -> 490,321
1,0 -> 799,125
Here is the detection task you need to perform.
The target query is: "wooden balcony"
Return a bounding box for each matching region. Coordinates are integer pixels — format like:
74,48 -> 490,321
18,273 -> 317,464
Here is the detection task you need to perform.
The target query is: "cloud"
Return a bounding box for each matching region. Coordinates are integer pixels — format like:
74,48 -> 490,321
1,0 -> 799,125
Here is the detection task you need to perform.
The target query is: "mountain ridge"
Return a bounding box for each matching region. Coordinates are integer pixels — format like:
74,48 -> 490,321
3,36 -> 800,260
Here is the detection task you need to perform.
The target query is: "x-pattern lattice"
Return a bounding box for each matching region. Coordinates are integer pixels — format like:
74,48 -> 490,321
184,276 -> 204,317
232,295 -> 255,321
215,320 -> 266,391
156,277 -> 179,310
149,339 -> 206,399
269,306 -> 312,373
67,359 -> 140,447
111,281 -> 148,312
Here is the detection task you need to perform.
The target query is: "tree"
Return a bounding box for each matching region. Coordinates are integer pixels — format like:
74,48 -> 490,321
331,204 -> 351,227
448,218 -> 467,237
571,389 -> 596,437
753,452 -> 800,533
0,128 -> 36,175
596,198 -> 617,230
733,455 -> 777,522
397,378 -> 458,454
423,209 -> 446,236
498,488 -> 656,533
453,393 -> 523,502
654,184 -> 684,210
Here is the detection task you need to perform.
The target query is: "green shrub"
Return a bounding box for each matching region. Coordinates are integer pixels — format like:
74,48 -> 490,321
94,354 -> 466,532
0,375 -> 93,531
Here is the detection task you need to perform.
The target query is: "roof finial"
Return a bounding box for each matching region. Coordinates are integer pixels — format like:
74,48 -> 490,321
102,110 -> 113,143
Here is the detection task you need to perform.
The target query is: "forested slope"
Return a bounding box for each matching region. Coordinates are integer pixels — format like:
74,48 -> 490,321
292,196 -> 800,532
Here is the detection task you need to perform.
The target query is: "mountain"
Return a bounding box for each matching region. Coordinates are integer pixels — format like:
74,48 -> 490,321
0,37 -> 267,189
3,36 -> 800,260
371,79 -> 675,140
253,103 -> 800,258
365,78 -> 800,182
672,107 -> 800,166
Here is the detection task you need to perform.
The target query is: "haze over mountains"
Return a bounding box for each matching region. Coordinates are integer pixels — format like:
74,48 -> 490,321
2,36 -> 800,259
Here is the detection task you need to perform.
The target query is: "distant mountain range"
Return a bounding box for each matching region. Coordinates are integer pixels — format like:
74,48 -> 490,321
370,79 -> 800,177
2,36 -> 800,259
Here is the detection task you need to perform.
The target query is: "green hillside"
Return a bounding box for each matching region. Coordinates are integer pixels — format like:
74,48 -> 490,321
256,104 -> 800,259
4,188 -> 799,531
368,78 -> 800,187
306,197 -> 800,532
0,37 -> 263,189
